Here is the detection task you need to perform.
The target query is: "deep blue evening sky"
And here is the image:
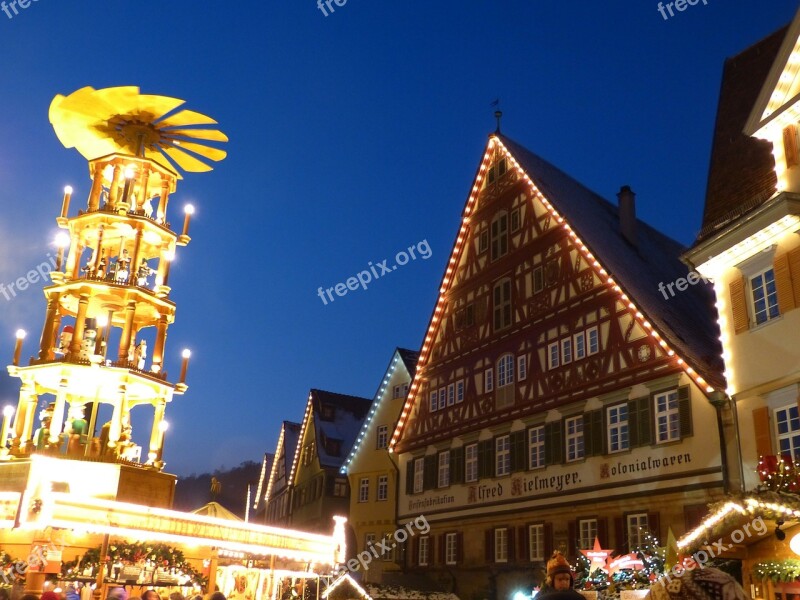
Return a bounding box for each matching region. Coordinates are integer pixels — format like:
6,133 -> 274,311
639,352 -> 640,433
0,0 -> 797,477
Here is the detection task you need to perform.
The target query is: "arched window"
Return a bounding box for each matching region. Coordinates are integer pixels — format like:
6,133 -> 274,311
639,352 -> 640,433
497,354 -> 515,388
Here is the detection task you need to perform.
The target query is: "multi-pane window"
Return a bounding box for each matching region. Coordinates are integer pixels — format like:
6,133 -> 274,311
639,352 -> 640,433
574,332 -> 586,360
365,532 -> 376,553
528,425 -> 545,469
445,532 -> 458,565
485,368 -> 494,392
456,380 -> 465,403
418,536 -> 430,566
413,458 -> 424,493
655,390 -> 680,443
561,339 -> 573,365
510,208 -> 520,232
393,384 -> 407,399
548,343 -> 560,370
491,213 -> 509,261
529,524 -> 544,561
627,513 -> 649,551
566,416 -> 584,462
479,230 -> 489,253
465,443 -> 478,482
430,391 -> 438,412
750,268 -> 780,325
494,528 -> 508,563
377,475 -> 388,501
333,478 -> 348,497
438,388 -> 447,410
377,425 -> 389,449
533,266 -> 544,293
381,533 -> 394,561
448,383 -> 455,406
587,327 -> 599,355
438,451 -> 450,488
578,518 -> 598,550
359,477 -> 369,502
493,279 -> 512,331
608,404 -> 629,453
518,356 -> 527,380
776,404 -> 800,459
496,435 -> 511,476
498,354 -> 515,387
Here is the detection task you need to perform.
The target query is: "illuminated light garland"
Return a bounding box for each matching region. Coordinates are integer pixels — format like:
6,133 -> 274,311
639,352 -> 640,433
264,423 -> 291,507
321,573 -> 373,600
288,393 -> 315,486
389,135 -> 721,450
341,352 -> 410,475
253,452 -> 270,510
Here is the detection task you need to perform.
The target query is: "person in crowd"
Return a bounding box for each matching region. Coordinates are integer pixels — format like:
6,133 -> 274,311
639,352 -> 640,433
18,594 -> 39,600
65,584 -> 80,600
40,591 -> 62,600
205,592 -> 226,600
141,590 -> 159,600
536,551 -> 585,600
106,588 -> 128,600
168,593 -> 184,600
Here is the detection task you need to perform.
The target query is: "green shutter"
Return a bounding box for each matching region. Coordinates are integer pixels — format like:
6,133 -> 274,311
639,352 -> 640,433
478,439 -> 494,479
637,396 -> 652,446
406,460 -> 415,494
451,447 -> 464,485
678,386 -> 692,438
424,455 -> 437,490
545,421 -> 563,465
628,400 -> 639,448
584,410 -> 603,457
511,430 -> 526,472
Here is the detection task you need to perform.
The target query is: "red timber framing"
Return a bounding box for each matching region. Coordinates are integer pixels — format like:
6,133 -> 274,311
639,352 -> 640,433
390,135 -> 720,453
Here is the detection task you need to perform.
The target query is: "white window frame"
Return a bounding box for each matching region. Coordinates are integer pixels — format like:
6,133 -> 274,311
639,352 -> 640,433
456,380 -> 465,403
627,513 -> 649,552
485,368 -> 494,392
393,385 -> 402,399
465,443 -> 478,482
365,532 -> 376,554
429,391 -> 438,412
561,338 -> 573,365
438,387 -> 447,410
528,425 -> 545,469
655,390 -> 680,444
358,477 -> 369,503
496,435 -> 511,477
776,404 -> 800,460
418,535 -> 430,566
750,267 -> 780,325
578,518 -> 598,550
607,404 -> 629,453
587,326 -> 599,355
438,451 -> 450,488
377,474 -> 388,501
565,416 -> 584,462
494,528 -> 508,563
413,458 -> 424,494
376,425 -> 389,449
445,532 -> 457,565
498,354 -> 515,388
548,342 -> 560,370
518,355 -> 527,381
529,523 -> 544,561
447,383 -> 455,406
574,331 -> 586,360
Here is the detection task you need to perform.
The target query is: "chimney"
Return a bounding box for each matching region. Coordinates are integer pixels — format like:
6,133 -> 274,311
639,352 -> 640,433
617,185 -> 636,246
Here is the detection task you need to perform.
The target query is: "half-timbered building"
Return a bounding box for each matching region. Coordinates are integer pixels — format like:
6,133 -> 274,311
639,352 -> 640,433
389,133 -> 727,599
263,420 -> 301,525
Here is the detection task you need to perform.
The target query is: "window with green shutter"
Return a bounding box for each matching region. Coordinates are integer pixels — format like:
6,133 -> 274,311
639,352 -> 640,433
478,439 -> 495,479
544,421 -> 563,465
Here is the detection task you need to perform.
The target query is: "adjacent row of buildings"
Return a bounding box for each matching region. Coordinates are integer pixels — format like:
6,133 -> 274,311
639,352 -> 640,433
257,7 -> 800,600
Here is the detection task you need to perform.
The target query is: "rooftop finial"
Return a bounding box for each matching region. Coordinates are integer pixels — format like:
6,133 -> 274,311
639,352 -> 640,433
491,99 -> 502,134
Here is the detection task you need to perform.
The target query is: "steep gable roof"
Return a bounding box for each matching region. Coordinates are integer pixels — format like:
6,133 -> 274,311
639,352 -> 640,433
289,389 -> 371,483
390,134 -> 724,450
697,25 -> 787,242
341,347 -> 419,474
263,421 -> 301,506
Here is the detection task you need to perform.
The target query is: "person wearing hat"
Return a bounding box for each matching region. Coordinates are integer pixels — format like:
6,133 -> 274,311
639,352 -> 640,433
538,551 -> 585,599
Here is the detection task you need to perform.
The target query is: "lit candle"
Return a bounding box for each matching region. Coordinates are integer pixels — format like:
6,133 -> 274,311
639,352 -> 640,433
13,330 -> 26,366
157,420 -> 169,462
55,232 -> 70,272
61,186 -> 73,218
179,349 -> 191,384
0,405 -> 14,449
162,250 -> 175,287
182,204 -> 195,237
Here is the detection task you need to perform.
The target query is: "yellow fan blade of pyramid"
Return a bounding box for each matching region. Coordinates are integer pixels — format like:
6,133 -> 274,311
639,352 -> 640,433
164,128 -> 229,143
163,147 -> 213,172
169,141 -> 227,162
156,109 -> 218,128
